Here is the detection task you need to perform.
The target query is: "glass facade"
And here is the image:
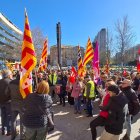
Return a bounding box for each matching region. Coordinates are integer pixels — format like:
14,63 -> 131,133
0,13 -> 23,60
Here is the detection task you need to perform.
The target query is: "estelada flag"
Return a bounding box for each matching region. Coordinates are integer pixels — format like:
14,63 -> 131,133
83,38 -> 94,66
38,39 -> 48,72
69,66 -> 77,83
77,45 -> 83,76
20,10 -> 37,98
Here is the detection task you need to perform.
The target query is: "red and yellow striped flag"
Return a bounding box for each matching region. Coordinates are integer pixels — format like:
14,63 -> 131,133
83,38 -> 94,66
77,45 -> 83,76
20,10 -> 37,98
38,39 -> 48,71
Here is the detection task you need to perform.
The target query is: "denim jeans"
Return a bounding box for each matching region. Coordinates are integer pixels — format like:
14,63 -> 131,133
124,115 -> 132,137
74,96 -> 82,112
0,103 -> 11,133
86,99 -> 93,115
24,126 -> 47,140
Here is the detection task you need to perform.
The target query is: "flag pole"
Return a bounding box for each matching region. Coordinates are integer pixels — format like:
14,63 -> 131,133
35,70 -> 38,89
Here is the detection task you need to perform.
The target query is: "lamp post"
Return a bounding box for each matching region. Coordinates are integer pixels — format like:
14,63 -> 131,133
56,22 -> 62,69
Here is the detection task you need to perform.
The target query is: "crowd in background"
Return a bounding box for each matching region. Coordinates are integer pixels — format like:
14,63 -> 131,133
0,68 -> 140,140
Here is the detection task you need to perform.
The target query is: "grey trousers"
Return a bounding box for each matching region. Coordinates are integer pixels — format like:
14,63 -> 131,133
24,127 -> 47,140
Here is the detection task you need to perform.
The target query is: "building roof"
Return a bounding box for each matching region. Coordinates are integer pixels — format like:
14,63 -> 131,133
0,13 -> 23,35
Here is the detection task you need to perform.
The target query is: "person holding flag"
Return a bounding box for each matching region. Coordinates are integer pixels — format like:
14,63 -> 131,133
20,10 -> 54,140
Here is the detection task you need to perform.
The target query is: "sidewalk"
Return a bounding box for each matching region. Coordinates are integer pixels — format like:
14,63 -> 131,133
0,103 -> 140,140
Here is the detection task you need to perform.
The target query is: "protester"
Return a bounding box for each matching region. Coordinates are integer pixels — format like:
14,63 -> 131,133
48,69 -> 57,102
23,81 -> 53,140
56,74 -> 67,106
90,80 -> 116,140
0,70 -> 12,136
37,72 -> 43,83
83,75 -> 95,117
66,75 -> 74,106
131,72 -> 139,91
120,79 -> 139,140
8,72 -> 24,140
71,77 -> 83,114
99,84 -> 128,140
100,72 -> 108,89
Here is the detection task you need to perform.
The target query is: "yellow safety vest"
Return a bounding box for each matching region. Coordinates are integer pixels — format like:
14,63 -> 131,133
49,74 -> 57,85
84,80 -> 95,98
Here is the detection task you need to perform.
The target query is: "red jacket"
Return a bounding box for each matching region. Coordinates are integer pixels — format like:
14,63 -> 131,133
99,93 -> 110,118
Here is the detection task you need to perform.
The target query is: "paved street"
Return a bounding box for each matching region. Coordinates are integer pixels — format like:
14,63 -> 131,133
0,102 -> 140,140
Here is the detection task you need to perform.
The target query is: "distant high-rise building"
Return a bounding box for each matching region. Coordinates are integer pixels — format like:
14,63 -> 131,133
0,13 -> 23,61
50,45 -> 84,66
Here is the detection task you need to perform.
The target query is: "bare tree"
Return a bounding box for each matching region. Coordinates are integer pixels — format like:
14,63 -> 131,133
32,27 -> 46,64
115,16 -> 134,68
106,29 -> 114,64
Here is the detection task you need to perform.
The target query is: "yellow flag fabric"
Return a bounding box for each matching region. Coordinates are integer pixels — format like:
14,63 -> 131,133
83,38 -> 94,66
38,39 -> 48,72
20,11 -> 37,98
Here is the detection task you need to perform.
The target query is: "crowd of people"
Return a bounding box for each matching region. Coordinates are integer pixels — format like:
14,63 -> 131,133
0,68 -> 140,140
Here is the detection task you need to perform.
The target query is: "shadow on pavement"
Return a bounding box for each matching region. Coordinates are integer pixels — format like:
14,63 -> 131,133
48,102 -> 102,140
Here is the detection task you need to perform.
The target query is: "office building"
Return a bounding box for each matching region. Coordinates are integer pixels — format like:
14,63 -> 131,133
50,45 -> 84,66
0,13 -> 23,61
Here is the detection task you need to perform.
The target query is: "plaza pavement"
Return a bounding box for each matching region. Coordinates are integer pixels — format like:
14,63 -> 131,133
0,102 -> 140,140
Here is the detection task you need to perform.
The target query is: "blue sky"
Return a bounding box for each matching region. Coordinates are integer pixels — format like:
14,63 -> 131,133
0,0 -> 140,47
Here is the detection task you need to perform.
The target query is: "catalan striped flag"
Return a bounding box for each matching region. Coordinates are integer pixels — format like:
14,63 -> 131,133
38,39 -> 48,72
20,10 -> 37,98
77,46 -> 83,76
83,38 -> 94,66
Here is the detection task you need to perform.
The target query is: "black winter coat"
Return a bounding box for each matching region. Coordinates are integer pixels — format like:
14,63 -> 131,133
8,78 -> 23,110
121,86 -> 138,115
0,78 -> 11,104
23,93 -> 53,128
100,92 -> 128,135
